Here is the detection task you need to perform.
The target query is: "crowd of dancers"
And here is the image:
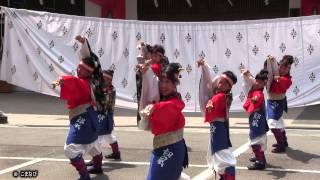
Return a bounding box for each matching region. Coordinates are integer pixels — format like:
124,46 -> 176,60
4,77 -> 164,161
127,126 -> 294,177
52,36 -> 293,180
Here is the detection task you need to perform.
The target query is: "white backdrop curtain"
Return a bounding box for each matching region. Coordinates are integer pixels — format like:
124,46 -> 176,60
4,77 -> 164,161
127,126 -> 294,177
1,7 -> 320,112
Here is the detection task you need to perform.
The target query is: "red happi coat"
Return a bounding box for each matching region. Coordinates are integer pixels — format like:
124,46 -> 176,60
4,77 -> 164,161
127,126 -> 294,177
204,92 -> 227,123
270,75 -> 292,94
151,63 -> 162,77
243,89 -> 265,114
149,96 -> 185,136
60,76 -> 93,109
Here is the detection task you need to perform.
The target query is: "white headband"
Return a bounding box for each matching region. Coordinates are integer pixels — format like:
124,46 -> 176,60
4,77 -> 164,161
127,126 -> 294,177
220,74 -> 234,86
79,61 -> 94,72
103,73 -> 113,79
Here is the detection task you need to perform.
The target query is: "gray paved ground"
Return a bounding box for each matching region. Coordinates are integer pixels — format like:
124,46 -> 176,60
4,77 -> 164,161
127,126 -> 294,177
1,92 -> 320,180
0,127 -> 320,180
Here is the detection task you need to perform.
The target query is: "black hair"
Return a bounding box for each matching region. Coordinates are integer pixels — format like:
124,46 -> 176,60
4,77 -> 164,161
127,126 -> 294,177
145,44 -> 153,53
255,69 -> 268,81
263,60 -> 267,70
222,70 -> 237,85
280,55 -> 294,67
102,69 -> 114,77
161,62 -> 182,85
162,56 -> 170,66
152,44 -> 169,67
82,56 -> 96,69
86,39 -> 99,64
152,44 -> 165,55
85,39 -> 100,72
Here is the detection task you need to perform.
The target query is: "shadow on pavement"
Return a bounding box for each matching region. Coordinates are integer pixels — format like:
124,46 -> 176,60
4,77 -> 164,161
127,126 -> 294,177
91,173 -> 109,180
102,162 -> 136,172
286,147 -> 320,164
266,164 -> 296,179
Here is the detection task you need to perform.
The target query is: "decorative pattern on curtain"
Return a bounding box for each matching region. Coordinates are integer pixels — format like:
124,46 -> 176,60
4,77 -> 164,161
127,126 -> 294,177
0,7 -> 319,112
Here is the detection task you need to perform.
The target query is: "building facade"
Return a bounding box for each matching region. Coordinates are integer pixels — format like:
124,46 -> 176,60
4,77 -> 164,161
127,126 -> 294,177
0,0 -> 307,20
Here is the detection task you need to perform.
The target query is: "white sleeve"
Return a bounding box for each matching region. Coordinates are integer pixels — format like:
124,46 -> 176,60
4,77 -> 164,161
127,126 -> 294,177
266,58 -> 279,92
139,68 -> 160,110
241,74 -> 255,97
202,62 -> 215,83
138,104 -> 153,130
199,63 -> 217,113
79,39 -> 91,59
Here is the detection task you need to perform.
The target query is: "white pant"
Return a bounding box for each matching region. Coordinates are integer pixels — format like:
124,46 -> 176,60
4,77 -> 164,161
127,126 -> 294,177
249,134 -> 267,151
268,117 -> 285,129
206,131 -> 236,174
97,134 -> 117,146
207,148 -> 237,174
64,140 -> 101,159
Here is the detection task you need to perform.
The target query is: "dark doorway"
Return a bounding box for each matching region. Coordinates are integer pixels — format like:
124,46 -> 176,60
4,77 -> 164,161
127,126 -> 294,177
3,0 -> 85,16
138,0 -> 289,21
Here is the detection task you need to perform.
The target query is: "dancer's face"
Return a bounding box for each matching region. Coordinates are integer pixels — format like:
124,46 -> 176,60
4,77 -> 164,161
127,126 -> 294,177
151,53 -> 162,64
252,79 -> 267,90
216,77 -> 231,93
103,74 -> 113,87
77,64 -> 92,78
159,76 -> 175,96
279,64 -> 291,76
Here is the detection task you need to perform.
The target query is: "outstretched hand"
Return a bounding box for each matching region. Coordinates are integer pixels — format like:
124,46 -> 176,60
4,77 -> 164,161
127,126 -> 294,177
241,68 -> 250,76
51,78 -> 64,89
250,96 -> 259,103
267,54 -> 276,62
140,104 -> 154,119
137,41 -> 145,49
206,100 -> 214,112
274,75 -> 280,82
196,58 -> 205,67
75,35 -> 86,44
137,59 -> 152,74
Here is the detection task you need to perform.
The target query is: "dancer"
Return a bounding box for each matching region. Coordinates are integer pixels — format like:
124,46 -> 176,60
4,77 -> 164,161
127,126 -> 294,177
75,35 -> 107,113
265,55 -> 293,153
197,59 -> 237,180
136,42 -> 153,124
100,70 -> 121,160
138,44 -> 170,122
139,62 -> 189,180
52,49 -> 103,180
241,68 -> 269,170
149,44 -> 169,77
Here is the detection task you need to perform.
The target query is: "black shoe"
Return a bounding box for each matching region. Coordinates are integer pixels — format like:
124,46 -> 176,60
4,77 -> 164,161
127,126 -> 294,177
85,161 -> 93,166
249,157 -> 256,162
247,162 -> 266,170
272,146 -> 286,153
272,143 -> 278,147
284,141 -> 289,147
87,166 -> 103,174
105,152 -> 121,160
250,157 -> 266,164
79,175 -> 91,180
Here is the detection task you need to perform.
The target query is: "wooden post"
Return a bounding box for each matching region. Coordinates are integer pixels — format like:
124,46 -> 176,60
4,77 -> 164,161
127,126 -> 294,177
0,80 -> 12,93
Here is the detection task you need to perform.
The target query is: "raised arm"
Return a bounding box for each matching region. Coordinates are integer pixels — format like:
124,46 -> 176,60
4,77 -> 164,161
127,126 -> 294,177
241,68 -> 255,97
197,59 -> 217,113
139,64 -> 160,111
76,35 -> 90,59
265,55 -> 279,92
